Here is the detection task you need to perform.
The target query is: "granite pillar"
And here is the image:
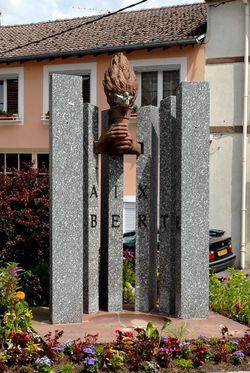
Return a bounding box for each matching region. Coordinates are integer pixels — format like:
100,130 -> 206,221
135,106 -> 158,312
99,111 -> 123,311
49,74 -> 83,323
171,82 -> 209,318
83,103 -> 99,313
159,97 -> 177,314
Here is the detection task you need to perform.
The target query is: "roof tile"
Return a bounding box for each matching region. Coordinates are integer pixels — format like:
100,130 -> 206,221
0,3 -> 207,62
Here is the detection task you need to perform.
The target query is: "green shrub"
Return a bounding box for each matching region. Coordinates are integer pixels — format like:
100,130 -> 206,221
209,269 -> 250,326
58,362 -> 74,373
123,247 -> 135,304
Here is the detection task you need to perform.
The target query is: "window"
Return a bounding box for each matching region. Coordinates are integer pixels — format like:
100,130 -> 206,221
0,78 -> 18,113
163,70 -> 180,98
0,68 -> 24,119
137,69 -> 180,107
141,72 -> 158,106
82,75 -> 90,103
0,153 -> 32,174
37,154 -> 49,171
130,58 -> 187,107
43,63 -> 97,116
0,153 -> 49,174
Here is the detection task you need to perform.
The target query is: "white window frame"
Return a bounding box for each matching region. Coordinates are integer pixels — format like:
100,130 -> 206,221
0,67 -> 24,123
0,152 -> 32,174
130,57 -> 187,107
43,62 -> 97,115
0,151 -> 49,174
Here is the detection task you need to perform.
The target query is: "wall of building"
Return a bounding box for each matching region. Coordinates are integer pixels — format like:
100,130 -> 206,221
205,0 -> 250,266
0,44 -> 205,197
206,0 -> 246,58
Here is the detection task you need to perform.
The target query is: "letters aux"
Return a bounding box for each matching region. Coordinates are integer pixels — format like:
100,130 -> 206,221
90,184 -> 167,229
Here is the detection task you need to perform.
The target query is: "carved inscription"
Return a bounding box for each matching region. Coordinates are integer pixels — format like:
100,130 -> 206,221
91,214 -> 97,228
89,184 -> 168,229
90,185 -> 98,198
111,214 -> 120,228
138,184 -> 148,199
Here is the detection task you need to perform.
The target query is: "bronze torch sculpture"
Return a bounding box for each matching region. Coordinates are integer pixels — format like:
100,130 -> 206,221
94,53 -> 141,156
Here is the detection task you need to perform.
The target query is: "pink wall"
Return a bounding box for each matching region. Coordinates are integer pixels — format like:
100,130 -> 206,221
0,46 -> 205,193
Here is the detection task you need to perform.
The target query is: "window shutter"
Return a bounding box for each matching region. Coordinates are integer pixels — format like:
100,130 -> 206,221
123,201 -> 136,233
7,79 -> 18,113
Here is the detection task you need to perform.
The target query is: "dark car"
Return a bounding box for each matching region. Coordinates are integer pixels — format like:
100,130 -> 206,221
123,229 -> 236,273
209,229 -> 236,272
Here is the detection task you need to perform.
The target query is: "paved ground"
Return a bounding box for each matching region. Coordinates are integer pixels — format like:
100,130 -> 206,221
29,270 -> 250,373
31,269 -> 250,343
32,307 -> 249,344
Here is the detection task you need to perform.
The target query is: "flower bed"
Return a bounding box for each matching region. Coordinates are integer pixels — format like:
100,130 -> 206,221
0,324 -> 250,372
1,261 -> 250,371
209,269 -> 250,326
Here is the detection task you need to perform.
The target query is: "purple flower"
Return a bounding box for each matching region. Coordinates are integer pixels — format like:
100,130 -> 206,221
244,330 -> 250,337
123,248 -> 135,260
159,347 -> 170,353
84,356 -> 98,365
7,267 -> 18,276
230,339 -> 239,345
233,350 -> 244,358
161,335 -> 168,342
199,335 -> 208,341
51,346 -> 64,351
82,345 -> 95,354
12,267 -> 18,276
35,356 -> 52,366
64,339 -> 74,347
145,362 -> 160,373
179,341 -> 190,348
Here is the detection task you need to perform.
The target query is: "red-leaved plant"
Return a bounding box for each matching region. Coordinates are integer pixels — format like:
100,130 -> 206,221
0,165 -> 49,304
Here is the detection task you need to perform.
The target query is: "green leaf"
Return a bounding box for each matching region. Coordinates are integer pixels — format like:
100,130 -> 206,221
161,319 -> 171,330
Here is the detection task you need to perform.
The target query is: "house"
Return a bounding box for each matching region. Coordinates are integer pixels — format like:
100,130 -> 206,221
204,0 -> 250,268
0,3 -> 206,232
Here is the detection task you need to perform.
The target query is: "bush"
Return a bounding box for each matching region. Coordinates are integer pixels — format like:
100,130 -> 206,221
0,262 -> 33,341
123,248 -> 135,304
0,166 -> 49,305
209,269 -> 250,326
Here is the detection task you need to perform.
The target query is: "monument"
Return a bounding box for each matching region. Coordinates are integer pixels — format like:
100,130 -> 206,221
49,53 -> 209,323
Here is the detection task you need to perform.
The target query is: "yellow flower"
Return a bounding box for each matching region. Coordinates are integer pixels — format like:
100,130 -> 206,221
15,291 -> 25,300
25,311 -> 32,318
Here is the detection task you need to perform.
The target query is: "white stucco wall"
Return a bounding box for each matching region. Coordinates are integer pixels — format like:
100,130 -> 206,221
209,134 -> 239,266
206,63 -> 245,126
206,0 -> 246,58
209,133 -> 250,267
206,0 -> 250,267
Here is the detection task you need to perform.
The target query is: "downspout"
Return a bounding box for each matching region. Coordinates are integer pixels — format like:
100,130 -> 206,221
241,0 -> 249,269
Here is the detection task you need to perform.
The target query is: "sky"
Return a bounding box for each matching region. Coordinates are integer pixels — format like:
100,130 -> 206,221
0,0 -> 203,26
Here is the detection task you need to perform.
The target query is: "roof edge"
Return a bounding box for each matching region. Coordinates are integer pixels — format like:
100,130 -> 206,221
0,37 -> 202,64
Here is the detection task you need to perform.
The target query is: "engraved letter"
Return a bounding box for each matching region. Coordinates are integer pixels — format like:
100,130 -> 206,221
90,214 -> 97,228
138,184 -> 148,199
138,214 -> 147,227
114,185 -> 118,198
90,185 -> 98,198
111,214 -> 120,228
